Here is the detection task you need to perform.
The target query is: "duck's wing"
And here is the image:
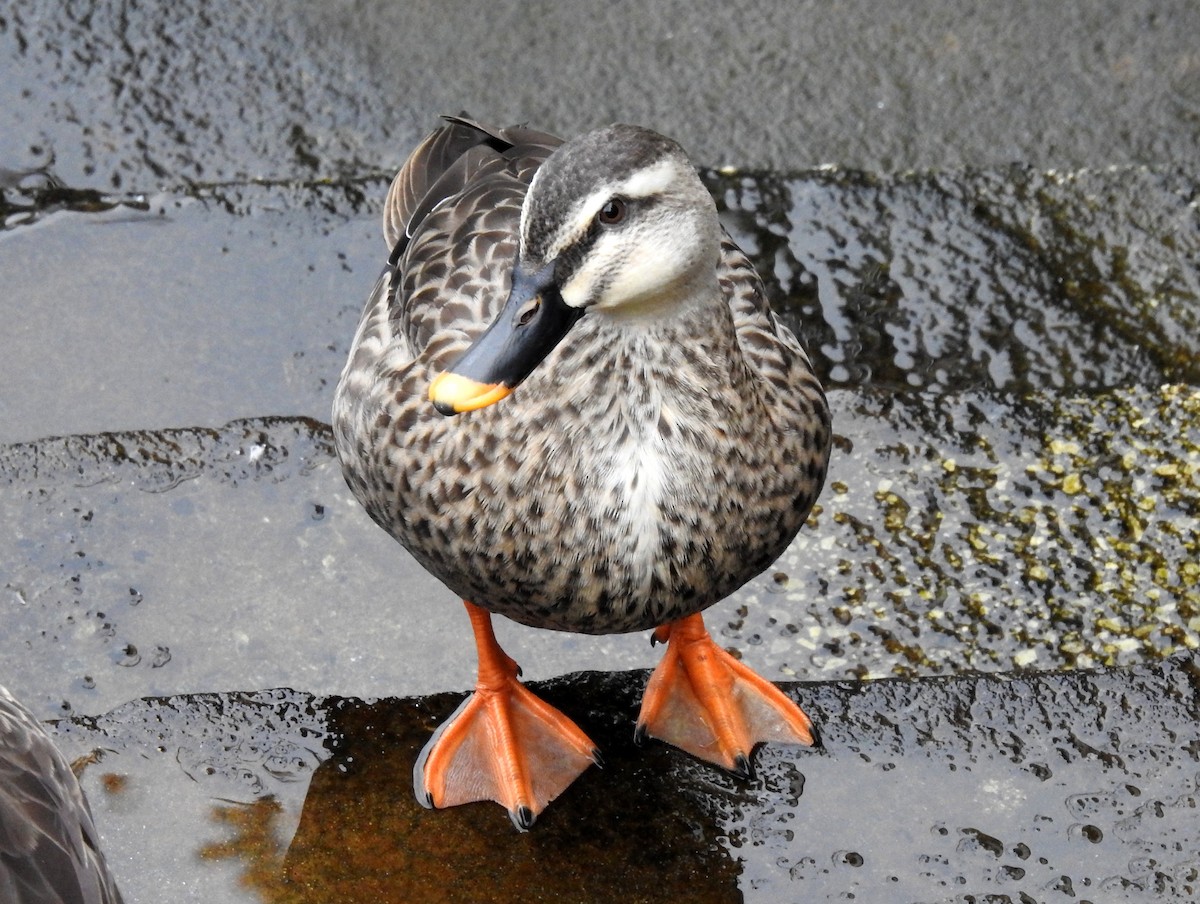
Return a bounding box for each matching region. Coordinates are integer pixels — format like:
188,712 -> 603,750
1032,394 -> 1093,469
336,118 -> 561,431
718,234 -> 805,367
383,115 -> 561,251
385,118 -> 561,364
718,231 -> 830,447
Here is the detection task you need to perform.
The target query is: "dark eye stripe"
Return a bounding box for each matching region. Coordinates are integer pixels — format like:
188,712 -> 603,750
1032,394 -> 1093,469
552,194 -> 659,284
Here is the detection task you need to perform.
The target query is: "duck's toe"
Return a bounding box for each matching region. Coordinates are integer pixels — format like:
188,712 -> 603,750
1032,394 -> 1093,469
414,676 -> 599,830
414,601 -> 599,831
635,613 -> 815,774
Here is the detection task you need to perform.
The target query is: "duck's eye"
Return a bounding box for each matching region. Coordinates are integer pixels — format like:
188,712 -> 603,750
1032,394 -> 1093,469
517,299 -> 540,326
597,198 -> 627,226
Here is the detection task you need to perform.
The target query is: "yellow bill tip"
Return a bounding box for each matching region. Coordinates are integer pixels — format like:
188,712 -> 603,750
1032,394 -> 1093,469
428,371 -> 512,414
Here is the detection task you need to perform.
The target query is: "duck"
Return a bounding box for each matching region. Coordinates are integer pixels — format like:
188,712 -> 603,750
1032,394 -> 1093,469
0,686 -> 126,904
333,115 -> 832,831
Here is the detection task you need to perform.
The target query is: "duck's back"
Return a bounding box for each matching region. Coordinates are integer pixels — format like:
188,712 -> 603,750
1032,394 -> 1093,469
336,118 -> 558,423
389,119 -> 563,361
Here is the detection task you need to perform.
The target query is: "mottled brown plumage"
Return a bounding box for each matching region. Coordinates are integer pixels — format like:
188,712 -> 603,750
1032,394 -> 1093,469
0,687 -> 125,904
334,116 -> 831,634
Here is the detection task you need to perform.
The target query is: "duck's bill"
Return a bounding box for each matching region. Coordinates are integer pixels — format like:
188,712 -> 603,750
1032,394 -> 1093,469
427,372 -> 513,413
429,263 -> 583,416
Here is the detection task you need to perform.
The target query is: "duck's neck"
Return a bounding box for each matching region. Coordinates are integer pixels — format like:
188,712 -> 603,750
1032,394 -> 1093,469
567,273 -> 750,418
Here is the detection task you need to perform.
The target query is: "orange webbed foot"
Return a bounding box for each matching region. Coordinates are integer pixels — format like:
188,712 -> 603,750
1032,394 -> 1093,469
634,613 -> 814,777
414,602 -> 600,831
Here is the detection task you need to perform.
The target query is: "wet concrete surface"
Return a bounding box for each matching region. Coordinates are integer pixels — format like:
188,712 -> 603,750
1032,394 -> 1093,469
2,0 -> 1199,901
45,659 -> 1200,903
2,1 -> 1199,182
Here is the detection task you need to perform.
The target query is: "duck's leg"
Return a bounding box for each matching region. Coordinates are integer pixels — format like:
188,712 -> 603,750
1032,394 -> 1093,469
414,601 -> 600,831
635,613 -> 815,777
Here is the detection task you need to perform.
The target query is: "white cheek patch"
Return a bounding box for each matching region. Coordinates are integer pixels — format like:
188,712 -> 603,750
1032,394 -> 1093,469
608,224 -> 704,311
562,224 -> 698,312
559,247 -> 607,308
547,157 -> 701,309
596,236 -> 679,308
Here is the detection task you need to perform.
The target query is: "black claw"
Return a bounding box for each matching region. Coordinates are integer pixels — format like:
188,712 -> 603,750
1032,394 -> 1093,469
633,723 -> 649,747
512,806 -> 536,832
731,753 -> 755,782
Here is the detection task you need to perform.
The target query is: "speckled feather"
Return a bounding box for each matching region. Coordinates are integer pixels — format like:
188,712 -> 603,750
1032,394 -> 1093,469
334,117 -> 831,634
0,687 -> 125,904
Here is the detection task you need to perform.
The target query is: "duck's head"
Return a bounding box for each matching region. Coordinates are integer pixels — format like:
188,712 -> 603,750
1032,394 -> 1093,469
429,124 -> 720,415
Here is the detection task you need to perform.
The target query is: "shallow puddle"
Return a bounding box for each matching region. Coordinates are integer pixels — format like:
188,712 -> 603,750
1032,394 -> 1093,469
47,658 -> 1200,903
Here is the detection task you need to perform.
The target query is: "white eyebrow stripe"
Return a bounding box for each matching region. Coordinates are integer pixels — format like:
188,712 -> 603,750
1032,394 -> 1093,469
576,158 -> 678,219
550,157 -> 681,258
576,156 -> 681,229
618,158 -> 679,199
